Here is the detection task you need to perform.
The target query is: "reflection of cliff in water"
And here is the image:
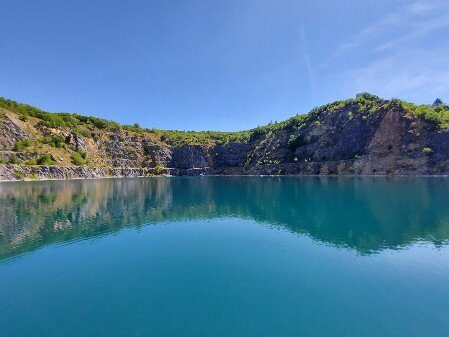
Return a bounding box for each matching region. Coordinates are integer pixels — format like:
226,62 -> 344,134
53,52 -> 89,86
1,177 -> 449,259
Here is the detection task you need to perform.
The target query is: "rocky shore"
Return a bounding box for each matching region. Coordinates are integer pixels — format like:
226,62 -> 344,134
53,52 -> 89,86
0,164 -> 213,181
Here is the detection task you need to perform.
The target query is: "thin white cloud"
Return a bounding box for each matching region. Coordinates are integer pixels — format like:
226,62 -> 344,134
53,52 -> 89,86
299,25 -> 316,90
375,12 -> 449,52
407,1 -> 435,14
348,47 -> 449,101
325,0 -> 449,102
327,11 -> 404,61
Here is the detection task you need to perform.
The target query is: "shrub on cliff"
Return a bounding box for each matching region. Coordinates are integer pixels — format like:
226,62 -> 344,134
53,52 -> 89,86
37,154 -> 55,165
41,135 -> 65,148
14,139 -> 32,151
71,151 -> 88,165
399,100 -> 449,128
10,154 -> 21,164
23,154 -> 55,166
432,98 -> 443,107
23,159 -> 37,165
422,147 -> 433,155
356,92 -> 380,101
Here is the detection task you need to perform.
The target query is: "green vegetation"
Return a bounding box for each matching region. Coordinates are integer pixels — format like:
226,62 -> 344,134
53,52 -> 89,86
10,154 -> 21,164
397,99 -> 449,128
14,139 -> 32,151
422,147 -> 433,155
13,169 -> 25,180
23,159 -> 37,165
245,92 -> 384,137
41,135 -> 65,148
155,129 -> 251,145
2,93 -> 448,154
37,154 -> 55,165
0,96 -> 121,132
71,151 -> 88,165
2,93 -> 383,147
0,96 -> 251,145
23,154 -> 55,166
122,123 -> 145,134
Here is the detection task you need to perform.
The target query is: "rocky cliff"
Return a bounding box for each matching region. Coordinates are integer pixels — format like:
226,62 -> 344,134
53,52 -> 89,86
1,93 -> 449,180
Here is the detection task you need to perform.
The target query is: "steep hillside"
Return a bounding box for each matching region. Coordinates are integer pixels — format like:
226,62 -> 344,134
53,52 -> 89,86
1,93 -> 449,180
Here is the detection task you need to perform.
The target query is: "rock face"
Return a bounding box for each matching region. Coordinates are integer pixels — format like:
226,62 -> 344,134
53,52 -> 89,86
1,95 -> 449,181
65,132 -> 88,152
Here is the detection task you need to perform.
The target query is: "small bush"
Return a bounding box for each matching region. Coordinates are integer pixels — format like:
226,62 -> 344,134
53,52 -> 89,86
422,147 -> 433,155
77,128 -> 92,138
24,159 -> 37,165
432,98 -> 443,107
14,170 -> 25,180
14,139 -> 32,151
10,154 -> 21,164
41,135 -> 65,148
37,154 -> 55,165
356,92 -> 380,101
22,155 -> 54,165
71,151 -> 88,165
400,101 -> 449,128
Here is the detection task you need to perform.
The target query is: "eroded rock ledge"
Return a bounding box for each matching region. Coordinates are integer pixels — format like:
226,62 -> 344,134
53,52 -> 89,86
0,165 -> 213,181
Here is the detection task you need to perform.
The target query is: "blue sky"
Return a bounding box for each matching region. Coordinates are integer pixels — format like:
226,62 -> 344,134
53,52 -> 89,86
0,0 -> 448,131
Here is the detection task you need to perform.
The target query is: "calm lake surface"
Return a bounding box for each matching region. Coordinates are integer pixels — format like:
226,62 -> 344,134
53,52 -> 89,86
1,177 -> 449,337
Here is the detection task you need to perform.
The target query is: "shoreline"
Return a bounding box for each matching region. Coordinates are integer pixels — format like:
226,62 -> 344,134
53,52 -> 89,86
2,163 -> 449,183
1,171 -> 448,183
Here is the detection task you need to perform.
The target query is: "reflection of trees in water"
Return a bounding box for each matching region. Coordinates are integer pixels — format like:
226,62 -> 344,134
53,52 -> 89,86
1,177 -> 449,259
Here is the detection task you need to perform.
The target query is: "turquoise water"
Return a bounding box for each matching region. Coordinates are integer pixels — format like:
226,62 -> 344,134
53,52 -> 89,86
1,177 -> 449,337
